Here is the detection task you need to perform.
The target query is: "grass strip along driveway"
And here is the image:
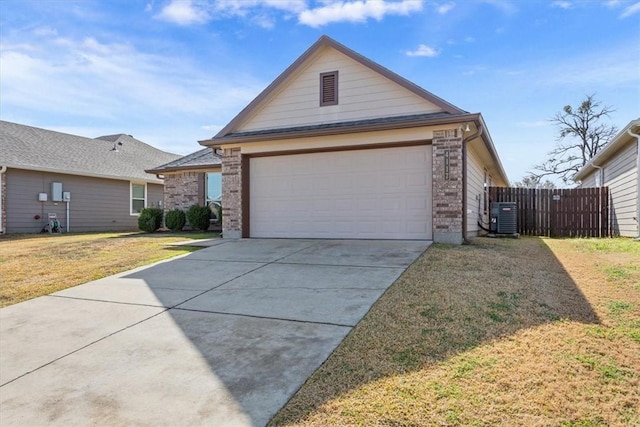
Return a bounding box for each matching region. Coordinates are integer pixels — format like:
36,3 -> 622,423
271,237 -> 639,426
0,232 -> 213,307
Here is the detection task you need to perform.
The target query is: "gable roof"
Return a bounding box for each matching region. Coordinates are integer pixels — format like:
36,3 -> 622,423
0,120 -> 180,183
206,35 -> 466,143
574,118 -> 640,181
146,148 -> 221,174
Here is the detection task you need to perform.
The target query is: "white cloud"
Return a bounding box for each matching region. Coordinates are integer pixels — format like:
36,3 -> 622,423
620,1 -> 640,18
156,0 -> 209,25
154,0 -> 423,28
406,44 -> 439,57
436,2 -> 455,14
298,0 -> 423,27
0,33 -> 264,154
551,1 -> 572,9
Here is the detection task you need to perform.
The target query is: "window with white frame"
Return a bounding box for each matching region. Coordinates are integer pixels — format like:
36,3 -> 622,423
205,173 -> 222,220
131,183 -> 146,215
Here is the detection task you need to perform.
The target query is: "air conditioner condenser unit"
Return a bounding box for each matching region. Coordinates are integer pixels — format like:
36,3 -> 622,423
490,202 -> 517,234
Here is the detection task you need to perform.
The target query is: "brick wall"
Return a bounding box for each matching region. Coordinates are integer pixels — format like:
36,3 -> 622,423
163,172 -> 202,212
222,148 -> 243,239
432,128 -> 464,244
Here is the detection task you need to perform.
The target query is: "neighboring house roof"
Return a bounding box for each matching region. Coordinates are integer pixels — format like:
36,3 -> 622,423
206,35 -> 467,143
0,120 -> 180,183
146,148 -> 221,174
574,118 -> 640,181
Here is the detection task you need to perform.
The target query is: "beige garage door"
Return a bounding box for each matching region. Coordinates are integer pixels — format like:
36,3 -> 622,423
250,145 -> 432,239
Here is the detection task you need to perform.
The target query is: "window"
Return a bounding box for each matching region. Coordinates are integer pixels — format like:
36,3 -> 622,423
131,183 -> 146,215
483,170 -> 489,215
320,71 -> 338,106
206,172 -> 222,220
206,173 -> 221,204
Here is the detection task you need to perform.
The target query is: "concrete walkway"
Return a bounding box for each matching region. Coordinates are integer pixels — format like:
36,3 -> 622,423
0,239 -> 430,426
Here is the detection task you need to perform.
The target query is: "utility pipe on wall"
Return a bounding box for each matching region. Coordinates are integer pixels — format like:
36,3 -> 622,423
462,124 -> 484,243
0,166 -> 6,233
627,126 -> 640,238
66,200 -> 70,233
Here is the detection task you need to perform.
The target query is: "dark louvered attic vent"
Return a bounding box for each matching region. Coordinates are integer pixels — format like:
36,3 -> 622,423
320,71 -> 338,106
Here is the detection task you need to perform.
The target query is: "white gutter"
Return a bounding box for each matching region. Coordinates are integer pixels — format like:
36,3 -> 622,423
627,126 -> 640,238
0,166 -> 6,233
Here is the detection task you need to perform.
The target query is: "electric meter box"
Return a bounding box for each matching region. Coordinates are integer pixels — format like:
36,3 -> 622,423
63,192 -> 71,202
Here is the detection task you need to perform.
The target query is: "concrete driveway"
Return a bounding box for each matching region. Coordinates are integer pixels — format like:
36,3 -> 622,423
0,239 -> 430,426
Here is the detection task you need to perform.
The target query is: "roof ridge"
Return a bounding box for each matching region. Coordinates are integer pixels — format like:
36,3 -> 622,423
209,35 -> 466,141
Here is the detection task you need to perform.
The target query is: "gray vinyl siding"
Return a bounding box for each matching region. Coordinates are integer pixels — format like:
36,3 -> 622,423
579,172 -> 598,188
5,168 -> 163,233
466,146 -> 485,238
602,141 -> 638,237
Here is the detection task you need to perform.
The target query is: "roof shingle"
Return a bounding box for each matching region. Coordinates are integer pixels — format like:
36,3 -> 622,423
0,120 -> 180,183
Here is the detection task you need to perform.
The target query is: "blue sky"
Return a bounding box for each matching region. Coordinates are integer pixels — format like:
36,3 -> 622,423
1,0 -> 638,185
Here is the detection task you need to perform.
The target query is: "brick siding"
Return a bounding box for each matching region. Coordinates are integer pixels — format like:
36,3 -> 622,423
163,172 -> 202,212
221,148 -> 243,238
432,128 -> 464,244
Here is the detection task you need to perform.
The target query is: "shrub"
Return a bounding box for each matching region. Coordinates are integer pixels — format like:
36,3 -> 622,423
186,204 -> 211,231
210,202 -> 222,225
137,207 -> 163,233
165,209 -> 186,231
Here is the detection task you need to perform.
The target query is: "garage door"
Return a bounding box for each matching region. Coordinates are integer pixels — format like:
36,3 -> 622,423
250,145 -> 432,239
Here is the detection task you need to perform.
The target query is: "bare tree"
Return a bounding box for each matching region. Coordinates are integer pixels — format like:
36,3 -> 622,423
531,94 -> 617,184
513,175 -> 556,189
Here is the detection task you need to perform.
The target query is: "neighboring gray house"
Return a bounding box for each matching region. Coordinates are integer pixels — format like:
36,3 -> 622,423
574,118 -> 640,238
0,120 -> 180,233
146,148 -> 222,214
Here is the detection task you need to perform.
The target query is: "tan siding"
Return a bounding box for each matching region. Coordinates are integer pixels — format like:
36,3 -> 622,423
466,146 -> 485,237
603,141 -> 638,237
5,169 -> 163,233
239,47 -> 443,132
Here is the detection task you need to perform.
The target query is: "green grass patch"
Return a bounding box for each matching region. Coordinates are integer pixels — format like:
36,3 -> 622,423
270,237 -> 640,427
571,238 -> 640,254
0,232 -> 214,306
608,301 -> 633,316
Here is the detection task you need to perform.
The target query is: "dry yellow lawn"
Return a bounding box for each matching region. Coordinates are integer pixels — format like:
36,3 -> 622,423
0,232 -> 213,307
271,237 -> 639,426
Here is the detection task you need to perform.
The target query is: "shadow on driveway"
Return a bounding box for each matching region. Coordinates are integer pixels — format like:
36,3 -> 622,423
0,239 -> 430,426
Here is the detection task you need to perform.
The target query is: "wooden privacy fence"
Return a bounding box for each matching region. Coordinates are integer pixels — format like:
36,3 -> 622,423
489,187 -> 610,238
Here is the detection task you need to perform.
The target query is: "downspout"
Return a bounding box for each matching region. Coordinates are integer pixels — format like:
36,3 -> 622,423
0,166 -> 5,233
627,126 -> 640,238
462,124 -> 484,244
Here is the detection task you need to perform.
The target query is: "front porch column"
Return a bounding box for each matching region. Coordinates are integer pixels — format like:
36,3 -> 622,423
221,148 -> 244,239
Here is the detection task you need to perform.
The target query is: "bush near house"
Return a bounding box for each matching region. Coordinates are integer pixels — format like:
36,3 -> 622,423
137,207 -> 163,233
165,209 -> 186,231
186,204 -> 211,231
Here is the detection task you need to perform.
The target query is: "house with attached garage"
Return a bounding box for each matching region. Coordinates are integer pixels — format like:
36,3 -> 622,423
574,118 -> 640,238
199,35 -> 509,244
0,120 -> 180,233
